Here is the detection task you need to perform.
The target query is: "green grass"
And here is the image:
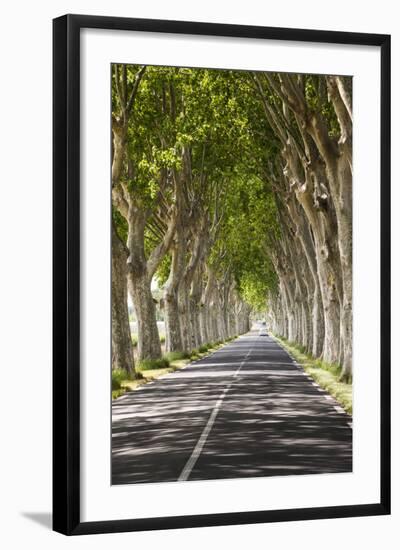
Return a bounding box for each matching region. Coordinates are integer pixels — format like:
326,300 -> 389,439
143,367 -> 175,378
163,351 -> 191,362
131,334 -> 165,347
169,358 -> 191,369
112,367 -> 144,397
112,388 -> 126,399
137,357 -> 170,371
198,344 -> 209,353
112,365 -> 171,399
112,336 -> 239,400
112,368 -> 134,390
190,349 -> 201,359
273,335 -> 352,415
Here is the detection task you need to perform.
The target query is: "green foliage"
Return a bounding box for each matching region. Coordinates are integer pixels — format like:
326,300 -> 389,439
112,378 -> 121,391
198,344 -> 209,353
164,351 -> 190,361
304,75 -> 340,137
155,255 -> 171,287
112,389 -> 126,399
138,357 -> 170,370
112,368 -> 133,390
113,208 -> 128,243
275,336 -> 352,414
241,273 -> 272,312
208,170 -> 279,310
112,65 -> 347,328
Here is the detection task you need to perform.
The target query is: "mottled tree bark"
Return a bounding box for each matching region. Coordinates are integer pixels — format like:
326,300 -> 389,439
163,224 -> 186,352
111,225 -> 135,375
189,266 -> 204,349
125,207 -> 162,361
127,270 -> 161,361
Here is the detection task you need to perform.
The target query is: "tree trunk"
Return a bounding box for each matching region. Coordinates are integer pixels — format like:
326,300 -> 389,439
164,292 -> 182,352
111,225 -> 134,375
199,304 -> 209,344
189,266 -> 204,349
327,157 -> 352,380
178,281 -> 192,353
294,184 -> 341,364
125,204 -> 163,362
190,297 -> 201,349
128,270 -> 161,361
312,283 -> 324,357
163,229 -> 186,352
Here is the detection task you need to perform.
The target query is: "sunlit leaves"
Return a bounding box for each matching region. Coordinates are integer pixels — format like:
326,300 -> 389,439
113,207 -> 128,242
112,63 -> 283,310
208,171 -> 279,311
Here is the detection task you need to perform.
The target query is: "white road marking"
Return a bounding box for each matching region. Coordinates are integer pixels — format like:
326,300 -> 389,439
178,348 -> 251,481
234,349 -> 251,377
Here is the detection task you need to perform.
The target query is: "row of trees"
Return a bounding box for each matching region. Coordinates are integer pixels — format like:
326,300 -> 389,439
250,73 -> 353,381
111,66 -> 254,375
111,64 -> 352,381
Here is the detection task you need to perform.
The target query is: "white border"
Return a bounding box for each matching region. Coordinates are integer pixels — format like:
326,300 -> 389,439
81,28 -> 381,522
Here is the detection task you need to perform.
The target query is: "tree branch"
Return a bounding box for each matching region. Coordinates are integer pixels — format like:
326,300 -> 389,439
126,66 -> 147,114
147,205 -> 178,279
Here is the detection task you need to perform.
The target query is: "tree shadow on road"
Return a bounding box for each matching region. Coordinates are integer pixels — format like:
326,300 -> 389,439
112,337 -> 352,485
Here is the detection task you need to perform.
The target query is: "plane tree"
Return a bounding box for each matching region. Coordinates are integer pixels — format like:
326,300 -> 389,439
250,72 -> 352,379
112,65 -> 180,361
111,64 -> 353,381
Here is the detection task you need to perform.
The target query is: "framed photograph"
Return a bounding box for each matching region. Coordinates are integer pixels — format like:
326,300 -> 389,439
53,14 -> 390,535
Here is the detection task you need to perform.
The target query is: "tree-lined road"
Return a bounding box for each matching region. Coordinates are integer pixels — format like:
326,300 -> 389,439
112,333 -> 352,484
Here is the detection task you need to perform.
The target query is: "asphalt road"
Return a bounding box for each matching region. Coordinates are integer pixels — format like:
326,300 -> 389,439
112,333 -> 352,485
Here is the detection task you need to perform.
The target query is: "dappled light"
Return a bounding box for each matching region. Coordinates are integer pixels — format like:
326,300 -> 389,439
112,335 -> 351,484
111,64 -> 353,485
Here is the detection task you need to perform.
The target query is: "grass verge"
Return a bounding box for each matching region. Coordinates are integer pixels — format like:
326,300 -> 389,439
112,336 -> 238,400
273,335 -> 352,415
163,351 -> 191,362
138,357 -> 170,370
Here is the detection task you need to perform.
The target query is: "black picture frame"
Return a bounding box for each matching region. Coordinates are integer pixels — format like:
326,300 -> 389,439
53,13 -> 391,536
